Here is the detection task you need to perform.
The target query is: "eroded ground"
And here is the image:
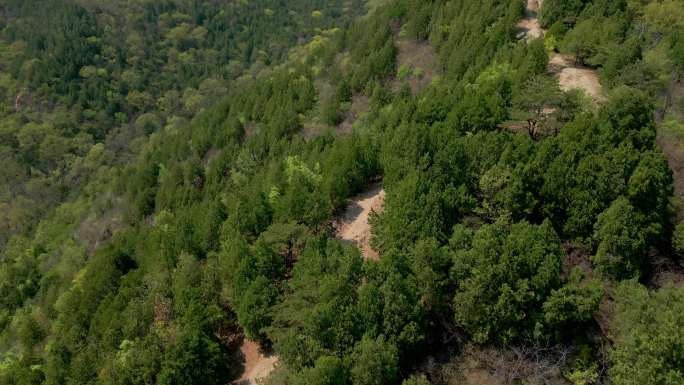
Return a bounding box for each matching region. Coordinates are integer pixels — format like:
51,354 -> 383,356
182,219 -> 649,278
335,184 -> 385,260
395,37 -> 440,94
516,0 -> 544,41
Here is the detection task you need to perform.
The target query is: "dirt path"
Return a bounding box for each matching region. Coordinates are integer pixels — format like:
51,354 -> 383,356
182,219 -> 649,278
517,0 -> 604,104
335,184 -> 385,260
516,0 -> 543,41
548,54 -> 605,103
234,340 -> 278,385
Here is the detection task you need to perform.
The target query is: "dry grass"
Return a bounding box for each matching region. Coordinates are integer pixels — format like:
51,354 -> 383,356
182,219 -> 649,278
421,344 -> 572,385
76,196 -> 125,255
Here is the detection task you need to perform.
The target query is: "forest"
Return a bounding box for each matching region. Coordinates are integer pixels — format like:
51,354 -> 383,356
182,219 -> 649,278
0,0 -> 683,384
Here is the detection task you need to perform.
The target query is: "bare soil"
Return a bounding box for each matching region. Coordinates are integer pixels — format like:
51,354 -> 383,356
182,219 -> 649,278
549,55 -> 605,103
234,340 -> 279,385
335,184 -> 385,260
395,38 -> 440,94
516,0 -> 544,41
646,252 -> 684,288
517,0 -> 605,104
202,147 -> 221,166
338,94 -> 370,134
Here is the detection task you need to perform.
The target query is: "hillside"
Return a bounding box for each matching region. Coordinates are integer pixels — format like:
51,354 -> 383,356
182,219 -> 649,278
1,1 -> 684,385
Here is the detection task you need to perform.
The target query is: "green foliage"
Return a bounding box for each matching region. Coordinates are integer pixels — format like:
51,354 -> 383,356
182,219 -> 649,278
297,355 -> 348,385
593,197 -> 648,278
539,0 -> 591,27
1,0 -> 682,384
351,335 -> 399,385
511,75 -> 562,137
237,276 -> 278,342
451,219 -> 564,343
157,307 -> 230,385
542,267 -> 603,328
402,374 -> 431,385
270,238 -> 363,370
0,0 -> 364,247
565,362 -> 599,385
609,281 -> 684,385
627,151 -> 673,230
273,156 -> 331,227
0,237 -> 40,312
673,223 -> 684,258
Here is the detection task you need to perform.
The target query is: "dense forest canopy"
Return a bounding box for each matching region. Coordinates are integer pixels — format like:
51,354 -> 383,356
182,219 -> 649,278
1,0 -> 683,384
0,0 -> 365,247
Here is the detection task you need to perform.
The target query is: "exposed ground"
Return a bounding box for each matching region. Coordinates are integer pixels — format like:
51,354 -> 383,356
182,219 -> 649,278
517,0 -> 604,104
202,147 -> 221,166
302,78 -> 370,137
548,55 -> 605,103
395,37 -> 440,94
338,94 -> 370,134
335,183 -> 385,260
234,340 -> 279,385
516,0 -> 543,41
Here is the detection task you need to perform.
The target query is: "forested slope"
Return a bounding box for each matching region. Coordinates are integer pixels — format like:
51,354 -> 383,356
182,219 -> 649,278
0,0 -> 364,247
1,0 -> 683,385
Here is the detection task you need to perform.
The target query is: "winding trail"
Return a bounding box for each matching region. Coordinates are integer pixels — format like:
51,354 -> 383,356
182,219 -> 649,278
335,184 -> 385,260
517,0 -> 604,103
516,0 -> 544,41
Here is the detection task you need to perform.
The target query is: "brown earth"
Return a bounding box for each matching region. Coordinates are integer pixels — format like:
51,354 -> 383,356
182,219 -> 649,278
516,0 -> 544,41
548,55 -> 605,103
517,0 -> 604,105
395,37 -> 440,94
338,94 -> 370,134
234,340 -> 279,385
335,184 -> 385,260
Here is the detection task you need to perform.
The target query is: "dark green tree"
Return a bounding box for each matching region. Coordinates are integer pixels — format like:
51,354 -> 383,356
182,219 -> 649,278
592,197 -> 647,278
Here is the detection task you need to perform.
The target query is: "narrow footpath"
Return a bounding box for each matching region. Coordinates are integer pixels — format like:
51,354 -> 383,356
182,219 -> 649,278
335,184 -> 385,260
